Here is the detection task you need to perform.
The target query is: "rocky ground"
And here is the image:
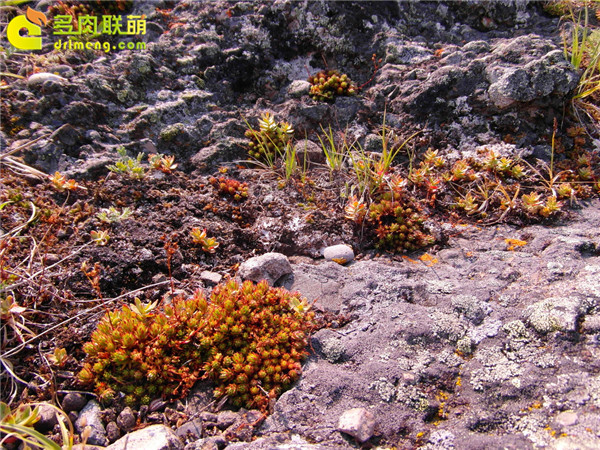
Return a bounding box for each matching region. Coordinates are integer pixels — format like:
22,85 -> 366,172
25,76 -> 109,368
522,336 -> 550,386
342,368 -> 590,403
1,0 -> 600,449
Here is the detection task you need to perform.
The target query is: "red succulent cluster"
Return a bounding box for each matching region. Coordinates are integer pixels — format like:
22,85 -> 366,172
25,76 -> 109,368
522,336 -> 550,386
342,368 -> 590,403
209,176 -> 249,201
79,280 -> 314,411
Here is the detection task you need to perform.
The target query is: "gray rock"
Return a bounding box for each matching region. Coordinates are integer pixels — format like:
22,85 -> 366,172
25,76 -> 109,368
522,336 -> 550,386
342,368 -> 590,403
363,134 -> 383,153
27,72 -> 67,87
486,44 -> 578,109
426,429 -> 455,449
323,245 -> 354,265
293,139 -> 325,165
184,434 -> 227,450
222,434 -> 322,449
550,436 -> 600,450
554,411 -> 578,428
216,410 -> 238,429
288,80 -> 311,98
385,41 -> 433,65
106,421 -> 121,443
116,406 -> 136,432
33,403 -> 58,433
176,418 -> 204,441
107,424 -> 183,450
200,270 -> 222,286
224,409 -> 263,441
75,401 -> 107,446
337,408 -> 376,443
320,335 -> 346,363
238,252 -> 292,286
581,314 -> 600,333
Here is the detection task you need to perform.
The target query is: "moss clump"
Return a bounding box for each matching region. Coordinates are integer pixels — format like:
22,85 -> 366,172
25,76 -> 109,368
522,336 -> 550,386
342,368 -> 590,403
308,70 -> 357,102
79,280 -> 314,411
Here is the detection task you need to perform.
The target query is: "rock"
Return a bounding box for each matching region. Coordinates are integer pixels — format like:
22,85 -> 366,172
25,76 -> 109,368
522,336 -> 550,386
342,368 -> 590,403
554,411 -> 578,428
523,297 -> 581,333
452,294 -> 488,325
116,406 -> 136,432
175,418 -> 204,441
106,424 -> 183,450
486,44 -> 578,109
27,72 -> 67,87
33,403 -> 58,433
200,270 -> 222,286
319,334 -> 346,363
238,252 -> 292,286
581,314 -> 600,333
293,139 -> 325,165
75,401 -> 107,446
216,410 -> 238,429
385,41 -> 433,65
224,410 -> 264,441
221,434 -> 322,449
426,429 -> 455,448
288,80 -> 311,98
323,245 -> 354,265
106,421 -> 121,443
550,435 -> 600,450
337,407 -> 376,443
184,435 -> 227,449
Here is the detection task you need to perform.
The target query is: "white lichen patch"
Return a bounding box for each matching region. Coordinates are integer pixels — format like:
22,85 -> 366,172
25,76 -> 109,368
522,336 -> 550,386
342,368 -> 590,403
523,297 -> 581,333
369,378 -> 396,403
470,346 -> 523,392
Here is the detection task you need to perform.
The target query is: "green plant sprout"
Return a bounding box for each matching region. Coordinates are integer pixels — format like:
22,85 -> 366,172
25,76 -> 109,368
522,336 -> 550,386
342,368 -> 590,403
90,230 -> 110,246
96,206 -> 133,224
317,124 -> 348,172
282,143 -> 298,181
561,2 -> 600,130
0,401 -> 76,450
107,147 -> 146,179
149,153 -> 178,173
244,113 -> 294,165
190,227 -> 219,253
130,297 -> 158,318
49,172 -> 81,192
46,347 -> 69,367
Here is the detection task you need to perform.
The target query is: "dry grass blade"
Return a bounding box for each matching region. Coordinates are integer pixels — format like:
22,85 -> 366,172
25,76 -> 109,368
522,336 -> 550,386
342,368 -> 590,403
0,279 -> 171,360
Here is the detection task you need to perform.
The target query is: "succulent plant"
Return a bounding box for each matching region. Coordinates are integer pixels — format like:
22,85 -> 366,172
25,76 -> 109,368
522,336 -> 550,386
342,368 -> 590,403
79,281 -> 314,412
244,113 -> 294,162
308,70 -> 357,102
190,227 -> 219,253
367,189 -> 434,253
200,280 -> 315,411
149,154 -> 178,174
79,293 -> 208,406
209,176 -> 249,201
